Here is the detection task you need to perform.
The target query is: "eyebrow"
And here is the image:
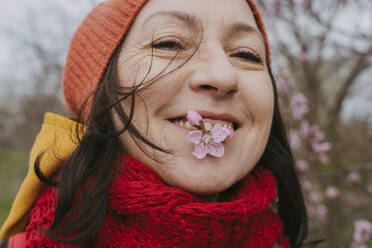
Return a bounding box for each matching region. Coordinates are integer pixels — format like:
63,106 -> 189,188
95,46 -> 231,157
229,22 -> 263,40
143,10 -> 263,40
144,10 -> 198,27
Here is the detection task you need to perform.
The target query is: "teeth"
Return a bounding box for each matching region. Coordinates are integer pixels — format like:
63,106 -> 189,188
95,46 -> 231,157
171,119 -> 234,131
204,122 -> 213,131
184,121 -> 192,129
214,123 -> 222,129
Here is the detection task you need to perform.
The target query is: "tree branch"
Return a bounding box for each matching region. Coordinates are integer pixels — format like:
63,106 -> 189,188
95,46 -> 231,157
328,53 -> 371,129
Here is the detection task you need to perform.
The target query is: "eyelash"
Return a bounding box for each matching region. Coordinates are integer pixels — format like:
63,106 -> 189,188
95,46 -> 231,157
152,38 -> 184,51
232,50 -> 263,63
152,39 -> 263,63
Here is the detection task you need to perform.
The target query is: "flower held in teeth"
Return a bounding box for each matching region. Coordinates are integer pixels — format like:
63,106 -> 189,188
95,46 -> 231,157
186,110 -> 203,126
186,110 -> 233,159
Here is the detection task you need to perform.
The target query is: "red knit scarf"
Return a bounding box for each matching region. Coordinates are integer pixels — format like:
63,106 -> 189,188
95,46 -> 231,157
25,156 -> 291,247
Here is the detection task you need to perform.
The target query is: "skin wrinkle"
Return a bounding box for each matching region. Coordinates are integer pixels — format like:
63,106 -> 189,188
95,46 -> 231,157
144,10 -> 199,29
115,0 -> 274,202
144,10 -> 264,44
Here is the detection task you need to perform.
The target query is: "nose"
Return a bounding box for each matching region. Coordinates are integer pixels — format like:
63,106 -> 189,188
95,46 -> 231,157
189,45 -> 239,98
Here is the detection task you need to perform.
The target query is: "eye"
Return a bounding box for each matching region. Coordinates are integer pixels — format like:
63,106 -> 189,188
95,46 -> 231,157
152,37 -> 185,51
232,49 -> 263,63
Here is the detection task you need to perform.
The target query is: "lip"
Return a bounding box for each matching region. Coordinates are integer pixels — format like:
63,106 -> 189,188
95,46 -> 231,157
168,110 -> 241,128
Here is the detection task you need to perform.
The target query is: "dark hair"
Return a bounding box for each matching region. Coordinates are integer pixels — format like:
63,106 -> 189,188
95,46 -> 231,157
34,13 -> 321,248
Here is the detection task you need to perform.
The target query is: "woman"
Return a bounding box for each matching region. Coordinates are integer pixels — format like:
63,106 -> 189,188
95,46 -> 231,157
0,0 -> 309,247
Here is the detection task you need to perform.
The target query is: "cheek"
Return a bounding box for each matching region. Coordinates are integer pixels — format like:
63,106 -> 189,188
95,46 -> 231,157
117,53 -> 153,87
240,72 -> 274,124
117,49 -> 185,89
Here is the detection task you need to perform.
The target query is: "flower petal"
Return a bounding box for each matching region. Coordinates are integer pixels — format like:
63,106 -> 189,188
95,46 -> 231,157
207,143 -> 224,157
192,143 -> 207,159
187,130 -> 202,144
187,110 -> 203,126
223,127 -> 233,137
211,127 -> 230,143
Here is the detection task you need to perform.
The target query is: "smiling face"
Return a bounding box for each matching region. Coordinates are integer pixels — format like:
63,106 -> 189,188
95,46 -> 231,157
115,0 -> 274,200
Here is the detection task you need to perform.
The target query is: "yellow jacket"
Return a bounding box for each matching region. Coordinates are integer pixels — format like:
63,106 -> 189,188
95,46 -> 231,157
0,113 -> 82,241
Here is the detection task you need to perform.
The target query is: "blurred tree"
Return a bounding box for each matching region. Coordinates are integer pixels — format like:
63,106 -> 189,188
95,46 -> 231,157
256,0 -> 372,247
0,0 -> 371,246
0,0 -> 103,149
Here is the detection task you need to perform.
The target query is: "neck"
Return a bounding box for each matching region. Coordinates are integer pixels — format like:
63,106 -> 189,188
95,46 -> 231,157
196,193 -> 220,202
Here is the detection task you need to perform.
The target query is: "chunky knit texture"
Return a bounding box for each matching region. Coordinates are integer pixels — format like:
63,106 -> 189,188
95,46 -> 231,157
62,0 -> 271,116
24,156 -> 290,247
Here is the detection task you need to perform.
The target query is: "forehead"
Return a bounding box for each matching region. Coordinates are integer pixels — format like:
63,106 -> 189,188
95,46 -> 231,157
135,0 -> 258,30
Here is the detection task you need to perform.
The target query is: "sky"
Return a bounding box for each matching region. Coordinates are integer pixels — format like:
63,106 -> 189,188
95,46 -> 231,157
0,0 -> 371,119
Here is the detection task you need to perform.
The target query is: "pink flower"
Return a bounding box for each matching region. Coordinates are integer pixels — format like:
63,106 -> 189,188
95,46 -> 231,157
315,205 -> 328,219
353,219 -> 372,244
308,124 -> 325,141
307,204 -> 316,217
301,179 -> 312,191
299,120 -> 311,137
311,141 -> 332,153
276,74 -> 291,94
296,159 -> 309,172
319,153 -> 330,164
187,111 -> 233,159
290,93 -> 309,120
347,171 -> 362,184
300,51 -> 310,62
312,127 -> 325,141
325,186 -> 339,199
309,192 -> 322,203
289,130 -> 301,149
367,184 -> 372,194
186,110 -> 203,126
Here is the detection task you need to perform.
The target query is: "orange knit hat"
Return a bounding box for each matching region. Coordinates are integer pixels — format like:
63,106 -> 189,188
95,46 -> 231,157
62,0 -> 271,116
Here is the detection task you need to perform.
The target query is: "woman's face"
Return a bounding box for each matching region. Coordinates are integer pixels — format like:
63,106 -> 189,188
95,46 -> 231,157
116,0 -> 274,200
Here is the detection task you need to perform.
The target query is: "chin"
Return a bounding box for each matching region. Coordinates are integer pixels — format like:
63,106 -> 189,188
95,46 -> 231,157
161,162 -> 237,196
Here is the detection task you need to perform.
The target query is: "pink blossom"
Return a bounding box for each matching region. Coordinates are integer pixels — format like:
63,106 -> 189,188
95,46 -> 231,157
186,110 -> 202,126
347,171 -> 362,184
311,141 -> 332,153
309,192 -> 322,203
299,120 -> 311,137
307,204 -> 315,217
319,153 -> 330,164
300,51 -> 310,62
301,179 -> 312,191
289,130 -> 301,149
296,159 -> 309,172
315,205 -> 328,219
290,93 -> 309,120
187,111 -> 233,159
353,219 -> 372,244
325,186 -> 340,199
310,126 -> 325,142
367,184 -> 372,194
276,74 -> 291,94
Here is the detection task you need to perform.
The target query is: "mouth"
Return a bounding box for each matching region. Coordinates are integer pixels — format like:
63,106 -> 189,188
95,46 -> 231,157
167,111 -> 240,132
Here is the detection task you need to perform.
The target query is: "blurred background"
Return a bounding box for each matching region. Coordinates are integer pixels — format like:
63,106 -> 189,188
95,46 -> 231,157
0,0 -> 371,247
